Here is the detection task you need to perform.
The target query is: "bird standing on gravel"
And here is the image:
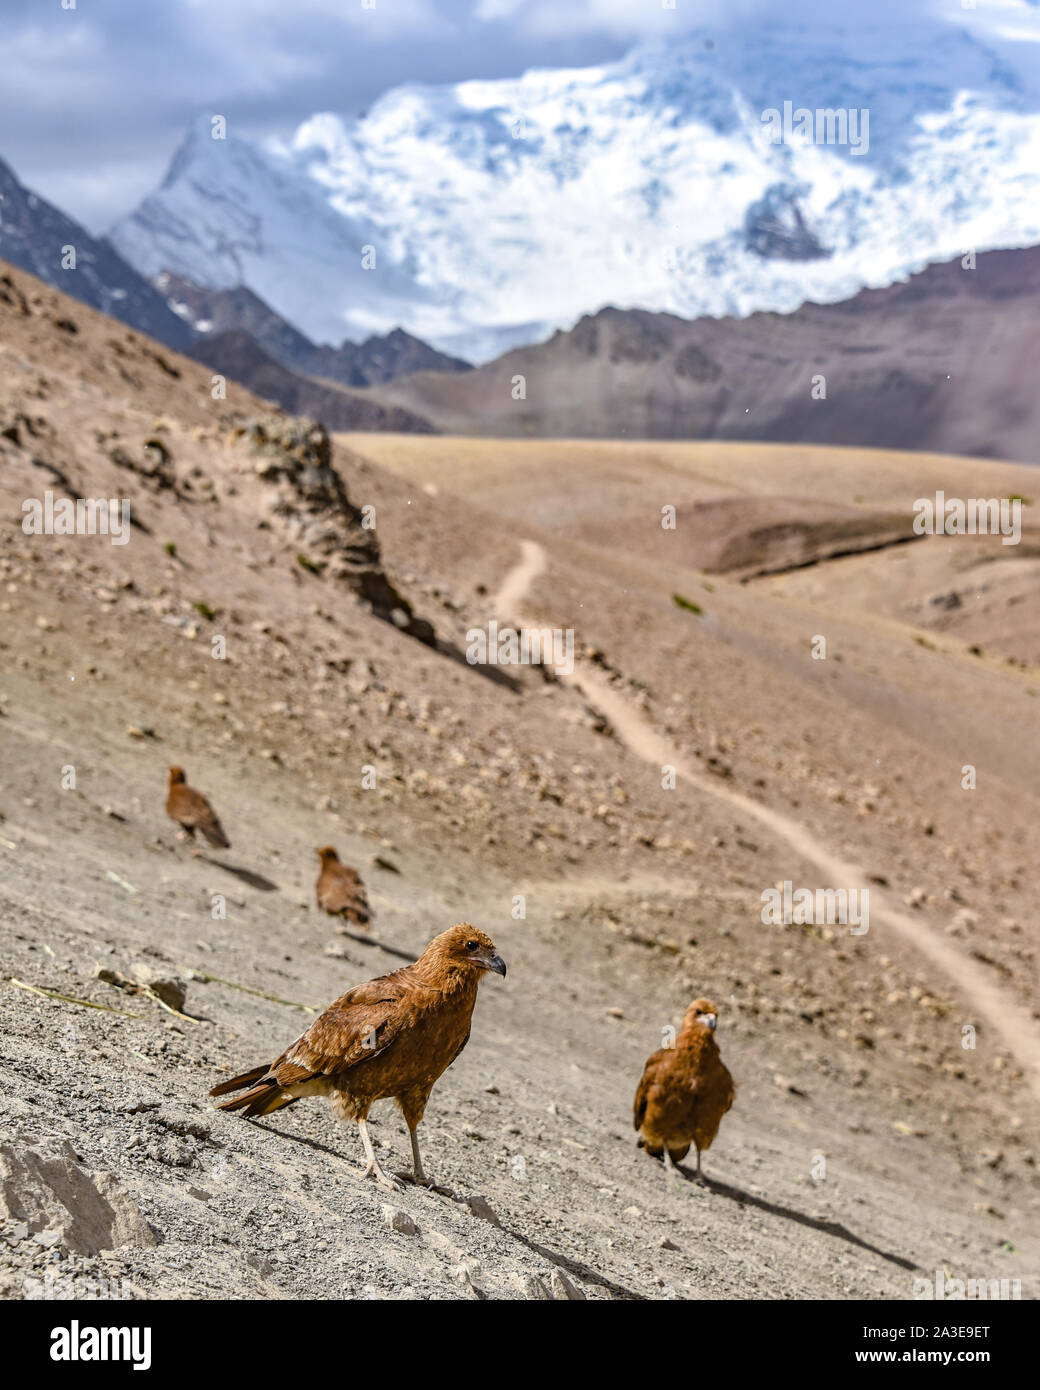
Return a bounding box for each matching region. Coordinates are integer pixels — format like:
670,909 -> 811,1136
315,846 -> 372,927
165,766 -> 230,849
634,997 -> 734,1183
210,923 -> 506,1191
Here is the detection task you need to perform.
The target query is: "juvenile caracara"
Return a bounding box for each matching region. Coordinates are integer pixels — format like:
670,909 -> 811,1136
634,997 -> 734,1183
315,846 -> 372,927
210,923 -> 506,1191
165,766 -> 230,849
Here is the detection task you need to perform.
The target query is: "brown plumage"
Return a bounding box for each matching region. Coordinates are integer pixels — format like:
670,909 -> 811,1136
634,996 -> 734,1182
315,846 -> 371,927
165,766 -> 230,849
210,923 -> 506,1190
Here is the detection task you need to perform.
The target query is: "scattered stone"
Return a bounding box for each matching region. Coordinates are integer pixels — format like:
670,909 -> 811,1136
130,962 -> 188,1013
549,1269 -> 586,1300
0,1138 -> 156,1255
773,1074 -> 808,1097
518,1273 -> 552,1299
449,1262 -> 485,1300
382,1206 -> 418,1236
929,590 -> 962,611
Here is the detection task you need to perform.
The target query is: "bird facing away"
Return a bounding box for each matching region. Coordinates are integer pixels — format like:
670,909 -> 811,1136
210,923 -> 506,1191
315,846 -> 372,927
165,766 -> 230,849
634,997 -> 734,1183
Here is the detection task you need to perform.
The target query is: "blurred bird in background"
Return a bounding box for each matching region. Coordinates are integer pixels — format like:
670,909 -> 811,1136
634,996 -> 734,1183
315,846 -> 372,928
165,766 -> 230,850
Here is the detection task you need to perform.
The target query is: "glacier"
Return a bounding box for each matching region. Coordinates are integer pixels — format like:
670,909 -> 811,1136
109,21 -> 1040,363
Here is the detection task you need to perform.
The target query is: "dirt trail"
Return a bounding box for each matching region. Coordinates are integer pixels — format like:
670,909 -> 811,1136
497,540 -> 1040,1105
492,539 -> 547,618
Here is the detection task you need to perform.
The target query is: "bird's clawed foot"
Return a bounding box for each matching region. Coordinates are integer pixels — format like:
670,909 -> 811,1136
363,1158 -> 403,1192
358,1118 -> 402,1191
395,1169 -> 453,1196
661,1149 -> 684,1181
396,1168 -> 428,1187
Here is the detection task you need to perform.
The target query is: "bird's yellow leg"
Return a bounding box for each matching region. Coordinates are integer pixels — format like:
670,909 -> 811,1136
357,1118 -> 400,1191
661,1146 -> 683,1180
408,1125 -> 432,1187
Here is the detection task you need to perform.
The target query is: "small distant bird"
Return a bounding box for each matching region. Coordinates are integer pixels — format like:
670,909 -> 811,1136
210,923 -> 506,1191
315,846 -> 372,927
634,997 -> 734,1183
165,766 -> 230,849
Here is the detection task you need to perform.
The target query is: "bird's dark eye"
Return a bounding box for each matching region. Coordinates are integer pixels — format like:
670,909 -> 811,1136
466,940 -> 478,951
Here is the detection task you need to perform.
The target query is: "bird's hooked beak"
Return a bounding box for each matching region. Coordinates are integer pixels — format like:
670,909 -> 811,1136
703,1013 -> 717,1031
479,950 -> 507,978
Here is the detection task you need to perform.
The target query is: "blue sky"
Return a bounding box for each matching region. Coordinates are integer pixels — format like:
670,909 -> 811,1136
1,0 -> 1037,232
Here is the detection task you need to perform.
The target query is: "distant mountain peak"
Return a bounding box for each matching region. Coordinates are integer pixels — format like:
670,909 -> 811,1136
0,155 -> 193,349
110,22 -> 1040,362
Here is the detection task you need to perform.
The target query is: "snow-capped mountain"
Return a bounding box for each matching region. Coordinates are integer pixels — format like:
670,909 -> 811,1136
109,22 -> 1040,363
0,155 -> 192,350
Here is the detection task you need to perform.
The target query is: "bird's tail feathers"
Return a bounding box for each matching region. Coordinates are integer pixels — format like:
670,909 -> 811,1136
210,1066 -> 298,1116
209,1065 -> 269,1098
214,1080 -> 295,1117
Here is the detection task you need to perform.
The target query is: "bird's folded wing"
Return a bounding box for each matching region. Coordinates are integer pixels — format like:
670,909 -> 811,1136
633,1056 -> 657,1129
180,788 -> 219,826
271,969 -> 428,1085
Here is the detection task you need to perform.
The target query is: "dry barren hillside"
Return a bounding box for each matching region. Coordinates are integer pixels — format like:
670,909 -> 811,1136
366,246 -> 1040,464
0,260 -> 1037,1301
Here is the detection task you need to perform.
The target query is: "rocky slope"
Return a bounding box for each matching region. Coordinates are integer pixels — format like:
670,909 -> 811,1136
0,156 -> 192,352
0,260 -> 1037,1300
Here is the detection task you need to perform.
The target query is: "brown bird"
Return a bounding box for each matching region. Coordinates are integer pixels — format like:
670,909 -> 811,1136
634,997 -> 734,1183
315,846 -> 372,927
165,766 -> 230,850
209,923 -> 506,1191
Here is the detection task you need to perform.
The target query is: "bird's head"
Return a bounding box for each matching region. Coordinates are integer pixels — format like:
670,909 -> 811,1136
167,766 -> 186,786
685,997 -> 720,1032
316,846 -> 340,864
425,923 -> 507,981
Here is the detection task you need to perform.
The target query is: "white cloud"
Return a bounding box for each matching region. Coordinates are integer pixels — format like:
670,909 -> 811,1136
179,0 -> 447,38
